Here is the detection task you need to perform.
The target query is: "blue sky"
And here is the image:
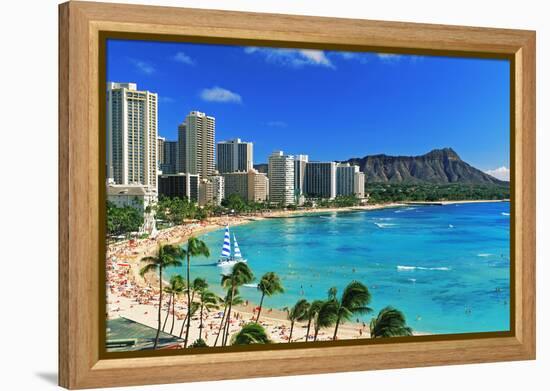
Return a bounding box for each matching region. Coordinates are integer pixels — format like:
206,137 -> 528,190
106,39 -> 510,179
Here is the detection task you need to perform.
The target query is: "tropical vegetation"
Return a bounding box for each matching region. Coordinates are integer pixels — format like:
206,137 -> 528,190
139,244 -> 183,349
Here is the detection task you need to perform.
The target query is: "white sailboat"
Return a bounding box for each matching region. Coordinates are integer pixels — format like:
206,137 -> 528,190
217,226 -> 248,267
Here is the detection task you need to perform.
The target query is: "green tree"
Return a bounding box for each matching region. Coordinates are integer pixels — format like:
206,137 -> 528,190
256,272 -> 284,322
198,289 -> 220,340
139,244 -> 183,349
190,338 -> 208,348
178,278 -> 206,338
313,300 -> 338,342
106,201 -> 144,237
304,300 -> 323,343
181,238 -> 210,348
220,263 -> 254,346
284,299 -> 310,343
331,281 -> 372,340
231,323 -> 271,345
213,289 -> 244,347
162,274 -> 185,334
369,306 -> 413,338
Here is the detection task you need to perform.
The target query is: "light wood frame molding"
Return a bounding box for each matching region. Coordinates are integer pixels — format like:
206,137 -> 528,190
59,1 -> 536,389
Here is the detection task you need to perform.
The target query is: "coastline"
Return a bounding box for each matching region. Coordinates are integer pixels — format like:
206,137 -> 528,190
106,199 -> 506,347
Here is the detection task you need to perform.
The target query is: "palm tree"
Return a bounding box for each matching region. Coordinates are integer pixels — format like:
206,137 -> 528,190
139,244 -> 183,349
162,274 -> 184,333
369,306 -> 413,338
182,237 -> 210,348
213,289 -> 244,347
231,323 -> 271,345
220,263 -> 254,346
198,289 -> 219,340
169,275 -> 185,335
304,300 -> 323,343
284,299 -> 309,343
313,300 -> 338,342
332,281 -> 372,340
256,272 -> 284,322
178,277 -> 207,339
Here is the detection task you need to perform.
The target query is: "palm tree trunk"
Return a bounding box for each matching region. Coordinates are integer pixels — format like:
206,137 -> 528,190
184,252 -> 191,348
333,315 -> 341,341
223,285 -> 236,346
179,291 -> 196,338
199,302 -> 204,340
213,301 -> 228,347
162,293 -> 172,332
169,294 -> 176,335
255,292 -> 265,322
305,317 -> 312,343
154,267 -> 163,349
314,325 -> 320,342
288,321 -> 294,343
179,312 -> 188,338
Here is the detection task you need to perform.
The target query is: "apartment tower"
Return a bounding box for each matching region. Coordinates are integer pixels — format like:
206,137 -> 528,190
106,82 -> 158,191
268,151 -> 295,206
217,138 -> 254,173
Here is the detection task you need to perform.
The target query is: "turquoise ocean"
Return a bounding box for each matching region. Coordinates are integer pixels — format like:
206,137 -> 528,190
166,202 -> 510,335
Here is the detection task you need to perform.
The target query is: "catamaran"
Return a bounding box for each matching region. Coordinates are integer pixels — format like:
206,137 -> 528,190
217,226 -> 247,268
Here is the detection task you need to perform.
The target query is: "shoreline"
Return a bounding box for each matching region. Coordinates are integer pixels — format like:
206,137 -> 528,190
106,199 -> 507,347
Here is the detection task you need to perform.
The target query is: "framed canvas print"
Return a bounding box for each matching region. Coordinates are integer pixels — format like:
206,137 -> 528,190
58,1 -> 536,389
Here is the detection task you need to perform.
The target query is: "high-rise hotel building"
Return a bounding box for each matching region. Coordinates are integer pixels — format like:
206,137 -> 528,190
180,111 -> 215,177
217,138 -> 253,173
106,82 -> 158,190
335,163 -> 365,198
304,161 -> 337,199
268,151 -> 295,206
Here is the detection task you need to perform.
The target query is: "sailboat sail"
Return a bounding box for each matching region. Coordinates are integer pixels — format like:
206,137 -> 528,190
221,226 -> 231,258
233,235 -> 243,259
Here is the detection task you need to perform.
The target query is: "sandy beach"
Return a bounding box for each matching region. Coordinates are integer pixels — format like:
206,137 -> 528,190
106,202 -> 412,348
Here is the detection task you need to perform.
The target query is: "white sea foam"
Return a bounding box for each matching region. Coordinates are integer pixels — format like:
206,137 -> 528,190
477,253 -> 492,257
397,265 -> 450,271
501,212 -> 510,216
374,222 -> 396,228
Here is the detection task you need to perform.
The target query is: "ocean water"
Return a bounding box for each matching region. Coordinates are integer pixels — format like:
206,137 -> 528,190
166,202 -> 510,335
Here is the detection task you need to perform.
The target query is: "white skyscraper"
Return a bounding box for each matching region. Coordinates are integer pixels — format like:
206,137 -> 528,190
268,151 -> 295,206
304,161 -> 337,199
216,138 -> 254,173
106,82 -> 158,191
184,111 -> 215,177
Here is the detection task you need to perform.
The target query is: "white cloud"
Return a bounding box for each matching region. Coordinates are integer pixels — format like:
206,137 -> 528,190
200,86 -> 242,103
244,47 -> 334,69
173,51 -> 195,65
159,96 -> 175,103
485,166 -> 510,181
130,59 -> 155,74
267,121 -> 287,128
377,53 -> 403,62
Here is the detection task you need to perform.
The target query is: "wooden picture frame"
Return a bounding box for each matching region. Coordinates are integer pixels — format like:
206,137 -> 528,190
59,1 -> 536,389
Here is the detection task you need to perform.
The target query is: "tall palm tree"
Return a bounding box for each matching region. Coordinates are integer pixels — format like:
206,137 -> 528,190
304,300 -> 323,343
369,306 -> 413,338
313,300 -> 338,342
221,263 -> 254,346
182,237 -> 210,348
198,289 -> 219,340
231,323 -> 271,345
332,281 -> 372,340
284,299 -> 310,343
178,277 -> 207,339
169,275 -> 185,335
139,244 -> 183,349
162,274 -> 184,332
256,272 -> 284,322
213,289 -> 244,347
